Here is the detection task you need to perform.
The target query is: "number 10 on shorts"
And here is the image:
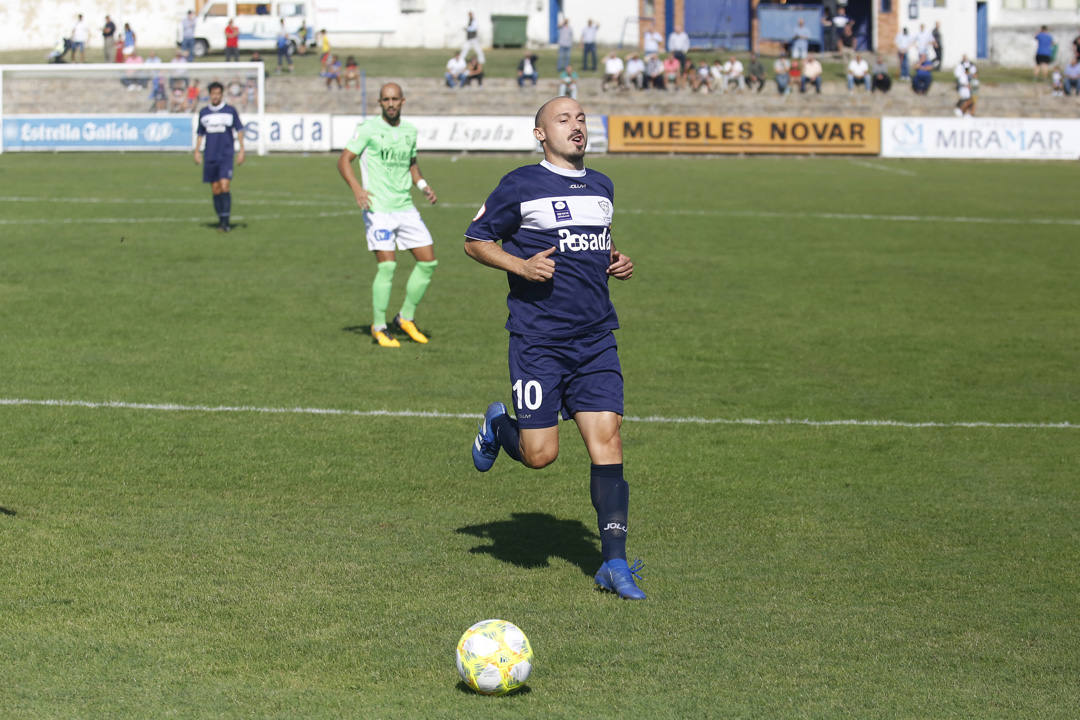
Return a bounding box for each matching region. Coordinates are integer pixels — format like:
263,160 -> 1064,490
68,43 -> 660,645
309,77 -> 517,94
512,379 -> 543,411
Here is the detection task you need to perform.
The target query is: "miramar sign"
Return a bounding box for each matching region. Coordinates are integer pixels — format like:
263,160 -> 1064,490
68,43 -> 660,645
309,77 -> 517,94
2,115 -> 194,151
882,117 -> 1080,160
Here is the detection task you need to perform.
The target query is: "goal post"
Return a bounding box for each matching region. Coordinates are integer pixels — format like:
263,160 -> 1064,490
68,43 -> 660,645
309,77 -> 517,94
0,62 -> 266,155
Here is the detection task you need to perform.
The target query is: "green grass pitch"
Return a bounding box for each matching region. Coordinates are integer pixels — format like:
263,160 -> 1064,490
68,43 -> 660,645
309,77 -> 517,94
1,151 -> 1078,718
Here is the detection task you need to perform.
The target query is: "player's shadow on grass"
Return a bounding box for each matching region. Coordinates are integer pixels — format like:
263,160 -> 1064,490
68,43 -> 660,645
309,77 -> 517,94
456,512 -> 601,577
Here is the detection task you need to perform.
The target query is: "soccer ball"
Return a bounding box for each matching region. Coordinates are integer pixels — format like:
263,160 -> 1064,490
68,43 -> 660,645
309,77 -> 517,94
455,619 -> 533,695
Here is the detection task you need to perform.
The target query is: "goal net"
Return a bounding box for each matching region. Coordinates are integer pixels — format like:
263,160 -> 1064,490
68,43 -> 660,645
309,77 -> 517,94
0,62 -> 266,154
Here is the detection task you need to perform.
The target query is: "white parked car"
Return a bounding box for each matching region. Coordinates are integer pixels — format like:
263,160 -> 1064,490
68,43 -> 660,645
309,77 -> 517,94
178,1 -> 314,58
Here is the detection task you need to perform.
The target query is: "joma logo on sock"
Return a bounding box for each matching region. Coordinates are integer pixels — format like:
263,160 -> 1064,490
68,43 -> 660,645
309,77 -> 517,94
603,522 -> 627,533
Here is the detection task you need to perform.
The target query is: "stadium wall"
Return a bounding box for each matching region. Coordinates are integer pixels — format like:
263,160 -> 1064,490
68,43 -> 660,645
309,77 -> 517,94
0,1 -> 637,52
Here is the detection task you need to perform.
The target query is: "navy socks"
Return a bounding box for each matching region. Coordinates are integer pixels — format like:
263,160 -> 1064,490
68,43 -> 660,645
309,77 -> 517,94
492,413 -> 522,463
590,463 -> 629,561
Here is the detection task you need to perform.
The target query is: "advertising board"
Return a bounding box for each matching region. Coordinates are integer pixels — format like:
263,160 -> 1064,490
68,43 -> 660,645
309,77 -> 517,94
2,115 -> 194,151
882,117 -> 1080,160
607,116 -> 880,154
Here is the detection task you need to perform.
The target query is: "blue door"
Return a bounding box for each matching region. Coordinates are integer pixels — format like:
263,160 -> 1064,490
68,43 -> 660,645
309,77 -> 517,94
976,2 -> 988,59
683,0 -> 750,51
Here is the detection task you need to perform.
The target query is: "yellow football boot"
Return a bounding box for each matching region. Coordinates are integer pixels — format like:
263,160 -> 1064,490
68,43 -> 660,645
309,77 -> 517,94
394,314 -> 429,344
372,326 -> 400,348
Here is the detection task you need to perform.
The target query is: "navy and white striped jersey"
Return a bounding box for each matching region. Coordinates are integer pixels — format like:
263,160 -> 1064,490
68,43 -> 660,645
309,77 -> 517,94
197,103 -> 243,161
466,160 -> 619,339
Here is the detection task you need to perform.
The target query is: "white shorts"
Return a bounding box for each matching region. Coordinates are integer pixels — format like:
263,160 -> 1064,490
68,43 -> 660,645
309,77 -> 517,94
958,86 -> 971,100
363,209 -> 433,252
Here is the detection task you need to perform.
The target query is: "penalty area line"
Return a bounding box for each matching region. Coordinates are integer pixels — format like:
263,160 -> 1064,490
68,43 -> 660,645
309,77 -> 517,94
0,398 -> 1076,430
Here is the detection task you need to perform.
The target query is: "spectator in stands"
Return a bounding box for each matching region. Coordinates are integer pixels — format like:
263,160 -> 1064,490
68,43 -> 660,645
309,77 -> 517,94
225,19 -> 240,62
323,54 -> 342,89
724,55 -> 745,93
838,15 -> 856,66
847,53 -> 870,92
788,58 -> 802,93
871,55 -> 891,93
642,21 -> 663,57
1034,26 -> 1054,79
170,77 -> 188,112
181,10 -> 196,60
296,22 -> 309,54
915,24 -> 934,66
663,53 -> 682,90
445,51 -> 467,87
645,53 -> 665,89
1050,65 -> 1064,96
774,52 -> 791,95
625,53 -> 645,90
895,27 -> 913,82
801,54 -> 822,94
1074,32 -> 1080,60
517,50 -> 539,87
184,79 -> 201,111
122,22 -> 136,58
602,50 -> 624,91
556,17 -> 573,73
581,19 -> 599,72
708,58 -> 725,92
954,61 -> 975,116
747,53 -> 766,93
1064,55 -> 1080,95
912,54 -> 934,94
791,18 -> 810,60
102,15 -> 117,62
71,14 -> 89,63
684,60 -> 706,92
932,22 -> 944,70
344,56 -> 360,89
250,51 -> 269,80
464,56 -> 484,87
276,20 -> 294,73
559,64 -> 579,99
668,24 -> 691,73
829,7 -> 851,57
319,29 -> 331,72
462,11 -> 485,64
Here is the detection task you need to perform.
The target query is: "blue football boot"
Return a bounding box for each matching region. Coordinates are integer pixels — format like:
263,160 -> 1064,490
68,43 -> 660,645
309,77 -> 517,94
594,558 -> 647,600
472,401 -> 507,472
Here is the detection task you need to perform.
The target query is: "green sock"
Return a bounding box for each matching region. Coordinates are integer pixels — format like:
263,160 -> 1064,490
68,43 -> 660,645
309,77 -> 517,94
399,260 -> 438,320
372,260 -> 397,329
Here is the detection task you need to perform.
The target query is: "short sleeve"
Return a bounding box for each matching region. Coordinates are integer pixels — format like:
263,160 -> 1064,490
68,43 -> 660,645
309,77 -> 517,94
344,121 -> 371,155
196,113 -> 206,136
465,174 -> 522,243
231,107 -> 243,132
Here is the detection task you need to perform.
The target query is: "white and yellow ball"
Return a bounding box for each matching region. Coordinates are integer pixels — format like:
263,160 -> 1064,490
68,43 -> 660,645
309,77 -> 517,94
455,619 -> 533,696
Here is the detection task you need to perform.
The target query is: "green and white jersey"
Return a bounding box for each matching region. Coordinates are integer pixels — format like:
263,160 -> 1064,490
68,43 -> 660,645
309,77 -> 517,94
345,115 -> 418,213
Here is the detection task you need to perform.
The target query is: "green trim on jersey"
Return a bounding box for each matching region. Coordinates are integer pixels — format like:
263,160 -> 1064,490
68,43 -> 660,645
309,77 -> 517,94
345,116 -> 418,213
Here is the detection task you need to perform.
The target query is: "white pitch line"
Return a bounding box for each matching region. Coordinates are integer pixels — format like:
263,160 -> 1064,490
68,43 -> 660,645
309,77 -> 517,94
1,398 -> 1075,430
847,158 -> 918,177
0,211 -> 356,226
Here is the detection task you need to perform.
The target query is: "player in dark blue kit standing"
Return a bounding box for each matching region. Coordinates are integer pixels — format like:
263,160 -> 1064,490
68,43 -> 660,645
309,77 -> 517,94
194,81 -> 245,232
464,97 -> 644,600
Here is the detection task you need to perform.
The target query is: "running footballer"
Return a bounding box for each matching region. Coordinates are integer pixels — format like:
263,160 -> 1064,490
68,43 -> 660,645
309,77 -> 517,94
464,97 -> 644,600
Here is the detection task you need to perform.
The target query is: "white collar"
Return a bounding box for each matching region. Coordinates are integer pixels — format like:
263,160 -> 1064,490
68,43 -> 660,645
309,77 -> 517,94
209,101 -> 226,111
540,159 -> 586,178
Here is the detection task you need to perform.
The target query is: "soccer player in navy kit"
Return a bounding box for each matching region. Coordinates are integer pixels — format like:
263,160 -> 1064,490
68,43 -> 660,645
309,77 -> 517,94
194,81 -> 245,232
464,97 -> 644,600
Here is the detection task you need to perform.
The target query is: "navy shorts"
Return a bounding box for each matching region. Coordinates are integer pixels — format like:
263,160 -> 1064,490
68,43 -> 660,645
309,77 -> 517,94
203,158 -> 234,183
508,330 -> 623,429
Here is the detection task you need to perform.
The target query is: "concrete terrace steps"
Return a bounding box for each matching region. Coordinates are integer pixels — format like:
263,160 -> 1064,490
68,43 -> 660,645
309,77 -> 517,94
4,73 -> 1076,119
271,75 -> 1079,119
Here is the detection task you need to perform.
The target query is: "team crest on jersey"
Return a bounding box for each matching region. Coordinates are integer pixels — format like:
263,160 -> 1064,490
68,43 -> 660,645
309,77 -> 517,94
552,200 -> 573,222
597,200 -> 612,224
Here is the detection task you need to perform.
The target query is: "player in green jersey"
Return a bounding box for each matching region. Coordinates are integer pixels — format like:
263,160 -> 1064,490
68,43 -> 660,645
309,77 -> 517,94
337,82 -> 438,348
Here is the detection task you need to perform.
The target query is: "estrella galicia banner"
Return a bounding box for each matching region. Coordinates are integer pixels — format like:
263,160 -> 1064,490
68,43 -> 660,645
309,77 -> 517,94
2,115 -> 195,151
607,115 -> 880,154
